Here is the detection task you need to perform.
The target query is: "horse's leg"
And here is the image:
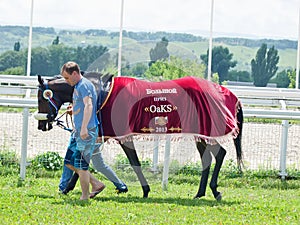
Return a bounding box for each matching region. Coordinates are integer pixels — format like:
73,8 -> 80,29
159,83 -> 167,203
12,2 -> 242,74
194,140 -> 212,199
209,145 -> 226,201
119,141 -> 150,198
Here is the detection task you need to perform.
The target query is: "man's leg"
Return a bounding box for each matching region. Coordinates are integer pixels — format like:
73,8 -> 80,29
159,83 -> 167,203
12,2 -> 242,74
77,169 -> 90,200
89,172 -> 106,198
67,163 -> 105,200
59,137 -> 78,194
92,145 -> 127,193
73,127 -> 105,200
59,164 -> 75,194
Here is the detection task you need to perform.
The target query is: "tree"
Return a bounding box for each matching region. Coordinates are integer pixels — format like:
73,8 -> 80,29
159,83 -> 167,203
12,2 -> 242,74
228,70 -> 252,82
286,69 -> 299,88
271,70 -> 290,88
0,50 -> 24,72
76,45 -> 109,71
14,41 -> 20,51
149,37 -> 169,66
1,66 -> 24,75
144,56 -> 205,81
29,47 -> 50,75
200,46 -> 237,83
251,43 -> 279,87
47,44 -> 74,75
52,36 -> 59,45
131,63 -> 148,77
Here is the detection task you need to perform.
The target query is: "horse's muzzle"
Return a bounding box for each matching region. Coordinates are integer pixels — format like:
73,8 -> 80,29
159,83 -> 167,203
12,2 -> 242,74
37,120 -> 53,131
34,112 -> 53,131
33,112 -> 49,120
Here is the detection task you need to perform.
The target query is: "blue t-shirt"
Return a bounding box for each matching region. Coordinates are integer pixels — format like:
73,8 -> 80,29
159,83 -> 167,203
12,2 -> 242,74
73,77 -> 99,131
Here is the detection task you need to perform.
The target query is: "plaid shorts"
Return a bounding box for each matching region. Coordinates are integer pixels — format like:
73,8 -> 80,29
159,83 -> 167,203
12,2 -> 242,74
70,126 -> 98,171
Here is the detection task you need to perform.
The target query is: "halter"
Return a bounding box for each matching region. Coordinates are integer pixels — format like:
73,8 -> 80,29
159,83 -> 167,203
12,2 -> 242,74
38,79 -> 74,132
39,81 -> 59,121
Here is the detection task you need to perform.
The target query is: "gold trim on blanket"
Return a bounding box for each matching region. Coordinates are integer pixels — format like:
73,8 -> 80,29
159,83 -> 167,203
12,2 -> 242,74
100,76 -> 115,110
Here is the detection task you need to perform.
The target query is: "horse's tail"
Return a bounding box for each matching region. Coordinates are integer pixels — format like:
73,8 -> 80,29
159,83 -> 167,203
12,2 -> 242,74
234,104 -> 243,171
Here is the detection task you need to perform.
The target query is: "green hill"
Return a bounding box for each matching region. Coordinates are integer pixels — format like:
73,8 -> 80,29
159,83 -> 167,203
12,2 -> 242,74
0,25 -> 297,72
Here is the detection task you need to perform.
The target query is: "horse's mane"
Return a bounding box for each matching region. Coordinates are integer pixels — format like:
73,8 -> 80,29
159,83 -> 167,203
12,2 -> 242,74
82,72 -> 114,98
83,72 -> 114,84
43,72 -> 114,86
42,75 -> 63,82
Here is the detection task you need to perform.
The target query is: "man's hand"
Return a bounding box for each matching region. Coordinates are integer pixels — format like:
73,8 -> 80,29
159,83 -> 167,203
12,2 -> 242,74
80,127 -> 89,140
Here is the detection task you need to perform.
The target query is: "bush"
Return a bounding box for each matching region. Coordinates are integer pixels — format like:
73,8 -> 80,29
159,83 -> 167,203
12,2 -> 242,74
176,161 -> 202,176
31,152 -> 63,171
0,151 -> 19,166
114,154 -> 152,170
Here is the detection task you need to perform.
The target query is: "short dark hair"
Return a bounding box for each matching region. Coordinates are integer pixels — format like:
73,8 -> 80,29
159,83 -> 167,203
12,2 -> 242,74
61,61 -> 80,75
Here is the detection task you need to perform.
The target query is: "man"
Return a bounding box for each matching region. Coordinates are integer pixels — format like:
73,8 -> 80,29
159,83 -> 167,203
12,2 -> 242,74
61,61 -> 104,200
59,70 -> 128,197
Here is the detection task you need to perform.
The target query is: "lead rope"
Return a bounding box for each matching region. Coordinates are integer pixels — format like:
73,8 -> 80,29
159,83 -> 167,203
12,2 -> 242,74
65,103 -> 74,131
55,111 -> 73,132
55,103 -> 74,132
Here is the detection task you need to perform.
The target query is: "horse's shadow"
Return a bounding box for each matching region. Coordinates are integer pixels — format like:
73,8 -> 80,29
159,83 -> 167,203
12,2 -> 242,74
50,194 -> 240,207
27,190 -> 240,207
97,196 -> 240,207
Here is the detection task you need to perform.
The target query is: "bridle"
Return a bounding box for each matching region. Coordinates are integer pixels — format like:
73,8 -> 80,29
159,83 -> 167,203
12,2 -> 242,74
37,76 -> 73,132
39,83 -> 59,122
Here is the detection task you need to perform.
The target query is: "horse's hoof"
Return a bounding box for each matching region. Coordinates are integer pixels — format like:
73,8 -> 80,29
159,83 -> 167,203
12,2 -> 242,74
193,194 -> 205,199
215,192 -> 222,201
142,186 -> 150,198
143,191 -> 149,198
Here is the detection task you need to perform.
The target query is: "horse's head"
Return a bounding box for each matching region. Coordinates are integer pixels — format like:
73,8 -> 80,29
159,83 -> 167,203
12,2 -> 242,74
35,71 -> 112,131
35,75 -> 73,131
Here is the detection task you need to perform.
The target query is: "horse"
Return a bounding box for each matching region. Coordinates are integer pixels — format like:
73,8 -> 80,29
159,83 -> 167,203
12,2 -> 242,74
35,71 -> 243,201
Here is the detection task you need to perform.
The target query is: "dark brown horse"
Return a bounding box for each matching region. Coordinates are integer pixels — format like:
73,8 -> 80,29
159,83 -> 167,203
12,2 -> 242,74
35,72 -> 243,200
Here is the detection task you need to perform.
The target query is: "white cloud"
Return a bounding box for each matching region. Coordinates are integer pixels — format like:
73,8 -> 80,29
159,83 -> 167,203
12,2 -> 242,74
0,0 -> 300,39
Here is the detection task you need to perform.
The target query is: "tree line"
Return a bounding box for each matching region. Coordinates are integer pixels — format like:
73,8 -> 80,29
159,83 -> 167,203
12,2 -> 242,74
0,34 -> 297,88
0,25 -> 297,50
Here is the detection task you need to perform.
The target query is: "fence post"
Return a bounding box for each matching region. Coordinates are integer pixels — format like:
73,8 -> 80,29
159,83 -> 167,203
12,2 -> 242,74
151,137 -> 159,173
20,89 -> 31,179
162,135 -> 171,190
279,100 -> 288,180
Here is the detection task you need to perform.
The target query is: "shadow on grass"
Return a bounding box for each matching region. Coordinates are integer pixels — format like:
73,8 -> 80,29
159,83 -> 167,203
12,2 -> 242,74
51,194 -> 241,207
27,193 -> 92,206
102,195 -> 240,207
27,194 -> 56,200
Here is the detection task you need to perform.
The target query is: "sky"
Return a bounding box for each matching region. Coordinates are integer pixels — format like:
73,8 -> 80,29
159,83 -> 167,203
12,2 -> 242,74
1,0 -> 300,40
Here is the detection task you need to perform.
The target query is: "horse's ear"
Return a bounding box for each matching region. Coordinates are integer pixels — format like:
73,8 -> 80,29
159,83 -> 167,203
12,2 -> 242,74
38,75 -> 45,88
102,73 -> 114,83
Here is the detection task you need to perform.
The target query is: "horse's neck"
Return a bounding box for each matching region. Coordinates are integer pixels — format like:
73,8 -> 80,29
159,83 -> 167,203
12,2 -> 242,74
55,82 -> 74,107
85,73 -> 114,107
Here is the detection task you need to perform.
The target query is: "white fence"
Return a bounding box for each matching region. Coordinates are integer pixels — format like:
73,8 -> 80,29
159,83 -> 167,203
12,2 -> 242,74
1,75 -> 300,181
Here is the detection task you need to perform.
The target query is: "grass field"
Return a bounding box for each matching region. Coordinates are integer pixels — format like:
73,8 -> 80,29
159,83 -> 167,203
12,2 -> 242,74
0,166 -> 299,225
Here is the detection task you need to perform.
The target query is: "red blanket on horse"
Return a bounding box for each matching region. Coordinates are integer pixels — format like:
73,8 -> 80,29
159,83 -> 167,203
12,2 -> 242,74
100,76 -> 240,143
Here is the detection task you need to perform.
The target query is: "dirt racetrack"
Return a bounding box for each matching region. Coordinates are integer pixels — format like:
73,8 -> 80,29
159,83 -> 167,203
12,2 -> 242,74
0,112 -> 300,170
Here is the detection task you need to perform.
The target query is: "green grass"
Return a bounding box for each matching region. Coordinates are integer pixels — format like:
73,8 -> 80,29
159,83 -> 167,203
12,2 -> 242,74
0,166 -> 299,225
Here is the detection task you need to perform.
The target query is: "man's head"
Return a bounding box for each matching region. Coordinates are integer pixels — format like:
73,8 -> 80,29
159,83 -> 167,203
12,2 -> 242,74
61,61 -> 82,86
